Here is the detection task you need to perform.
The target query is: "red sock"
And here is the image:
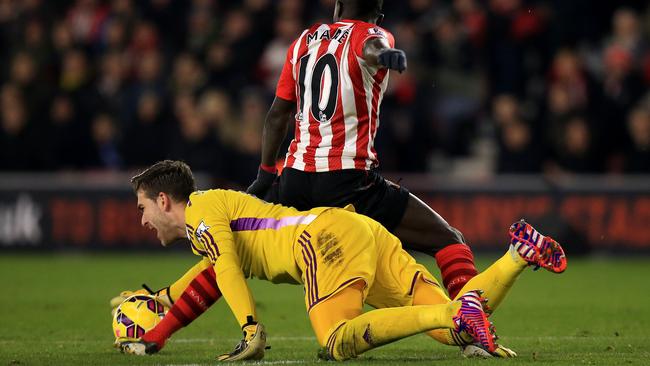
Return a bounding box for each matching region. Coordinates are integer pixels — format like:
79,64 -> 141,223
435,243 -> 478,299
142,266 -> 221,349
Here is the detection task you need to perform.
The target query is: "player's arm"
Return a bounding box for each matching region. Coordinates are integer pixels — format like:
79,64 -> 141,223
196,211 -> 266,361
247,40 -> 298,198
211,249 -> 267,361
362,37 -> 407,73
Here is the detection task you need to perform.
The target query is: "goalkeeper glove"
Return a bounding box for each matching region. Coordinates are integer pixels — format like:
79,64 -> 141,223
110,285 -> 173,316
246,165 -> 277,199
377,48 -> 407,73
217,323 -> 267,361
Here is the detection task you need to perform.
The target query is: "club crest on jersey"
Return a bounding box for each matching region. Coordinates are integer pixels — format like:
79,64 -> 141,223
306,27 -> 350,45
195,221 -> 210,238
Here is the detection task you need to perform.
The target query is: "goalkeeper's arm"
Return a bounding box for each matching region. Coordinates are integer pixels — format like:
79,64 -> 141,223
212,254 -> 267,361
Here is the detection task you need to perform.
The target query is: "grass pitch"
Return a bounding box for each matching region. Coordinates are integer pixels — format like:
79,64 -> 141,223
1,252 -> 649,365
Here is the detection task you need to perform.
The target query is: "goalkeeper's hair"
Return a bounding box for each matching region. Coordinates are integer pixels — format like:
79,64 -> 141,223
131,160 -> 196,203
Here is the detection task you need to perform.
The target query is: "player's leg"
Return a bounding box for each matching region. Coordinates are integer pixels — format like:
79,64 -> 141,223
310,279 -> 462,361
140,259 -> 222,352
409,274 -> 466,345
410,275 -> 517,358
361,225 -> 466,348
452,220 -> 567,313
299,209 -> 457,360
167,257 -> 213,300
277,168 -> 316,210
312,214 -> 494,361
393,192 -> 478,299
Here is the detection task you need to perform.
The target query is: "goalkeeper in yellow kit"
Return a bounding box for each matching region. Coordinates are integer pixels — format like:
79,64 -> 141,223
117,160 -> 567,361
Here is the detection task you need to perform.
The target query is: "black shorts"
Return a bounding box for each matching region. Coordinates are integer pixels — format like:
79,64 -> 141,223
274,168 -> 410,231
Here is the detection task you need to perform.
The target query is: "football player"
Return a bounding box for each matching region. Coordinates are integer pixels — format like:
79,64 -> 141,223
115,160 -> 566,361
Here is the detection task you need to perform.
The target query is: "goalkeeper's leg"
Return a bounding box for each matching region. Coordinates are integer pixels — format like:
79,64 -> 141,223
167,258 -> 213,301
140,259 -> 221,351
452,220 -> 567,312
413,245 -> 527,345
412,275 -> 516,357
310,280 -> 463,361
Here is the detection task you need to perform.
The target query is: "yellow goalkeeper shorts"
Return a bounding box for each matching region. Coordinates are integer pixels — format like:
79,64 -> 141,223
294,207 -> 443,312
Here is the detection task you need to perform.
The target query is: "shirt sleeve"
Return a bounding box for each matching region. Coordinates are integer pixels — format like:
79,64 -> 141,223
275,39 -> 298,102
188,199 -> 257,327
353,24 -> 395,58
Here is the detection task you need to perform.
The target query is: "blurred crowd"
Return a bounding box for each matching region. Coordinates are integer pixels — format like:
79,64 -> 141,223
1,0 -> 649,187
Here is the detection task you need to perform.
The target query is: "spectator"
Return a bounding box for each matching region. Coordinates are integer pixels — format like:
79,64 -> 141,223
51,21 -> 75,59
0,89 -> 45,170
127,21 -> 159,62
168,93 -> 223,173
66,0 -> 108,45
9,51 -> 49,116
59,48 -> 91,94
88,113 -> 122,170
98,17 -> 128,53
624,107 -> 650,173
229,90 -> 267,184
422,10 -> 482,156
608,8 -> 646,63
547,115 -> 601,175
598,44 -> 645,154
496,119 -> 543,173
91,50 -> 129,123
46,93 -> 92,170
259,16 -> 301,91
197,88 -> 237,148
122,92 -> 168,168
171,53 -> 205,95
186,4 -> 218,54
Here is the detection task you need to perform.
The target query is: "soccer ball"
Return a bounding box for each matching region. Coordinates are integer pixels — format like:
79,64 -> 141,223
112,294 -> 166,340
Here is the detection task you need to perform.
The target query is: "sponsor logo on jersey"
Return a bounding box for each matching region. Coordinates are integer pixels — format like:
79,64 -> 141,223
368,27 -> 385,37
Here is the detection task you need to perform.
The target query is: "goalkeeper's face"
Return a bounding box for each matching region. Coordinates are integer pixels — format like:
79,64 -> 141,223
136,190 -> 182,246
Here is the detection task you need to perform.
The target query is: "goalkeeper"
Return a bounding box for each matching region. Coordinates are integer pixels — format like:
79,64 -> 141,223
115,160 -> 566,361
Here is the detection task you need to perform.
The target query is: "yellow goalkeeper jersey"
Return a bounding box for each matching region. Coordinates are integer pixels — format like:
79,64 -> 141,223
184,189 -> 330,326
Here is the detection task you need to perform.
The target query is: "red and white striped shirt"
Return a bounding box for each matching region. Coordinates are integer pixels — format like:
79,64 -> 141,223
275,19 -> 395,172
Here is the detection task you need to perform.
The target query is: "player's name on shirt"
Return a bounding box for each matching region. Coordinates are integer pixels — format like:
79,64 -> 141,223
306,27 -> 351,45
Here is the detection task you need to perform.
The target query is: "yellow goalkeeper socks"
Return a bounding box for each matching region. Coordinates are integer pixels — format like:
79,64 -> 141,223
452,246 -> 527,311
325,303 -> 459,360
168,258 -> 213,301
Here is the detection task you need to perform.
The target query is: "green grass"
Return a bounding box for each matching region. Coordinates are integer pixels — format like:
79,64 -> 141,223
1,252 -> 649,365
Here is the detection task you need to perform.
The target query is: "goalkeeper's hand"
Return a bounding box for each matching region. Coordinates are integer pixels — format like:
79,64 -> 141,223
217,323 -> 267,362
110,285 -> 173,316
377,48 -> 407,73
246,166 -> 277,199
